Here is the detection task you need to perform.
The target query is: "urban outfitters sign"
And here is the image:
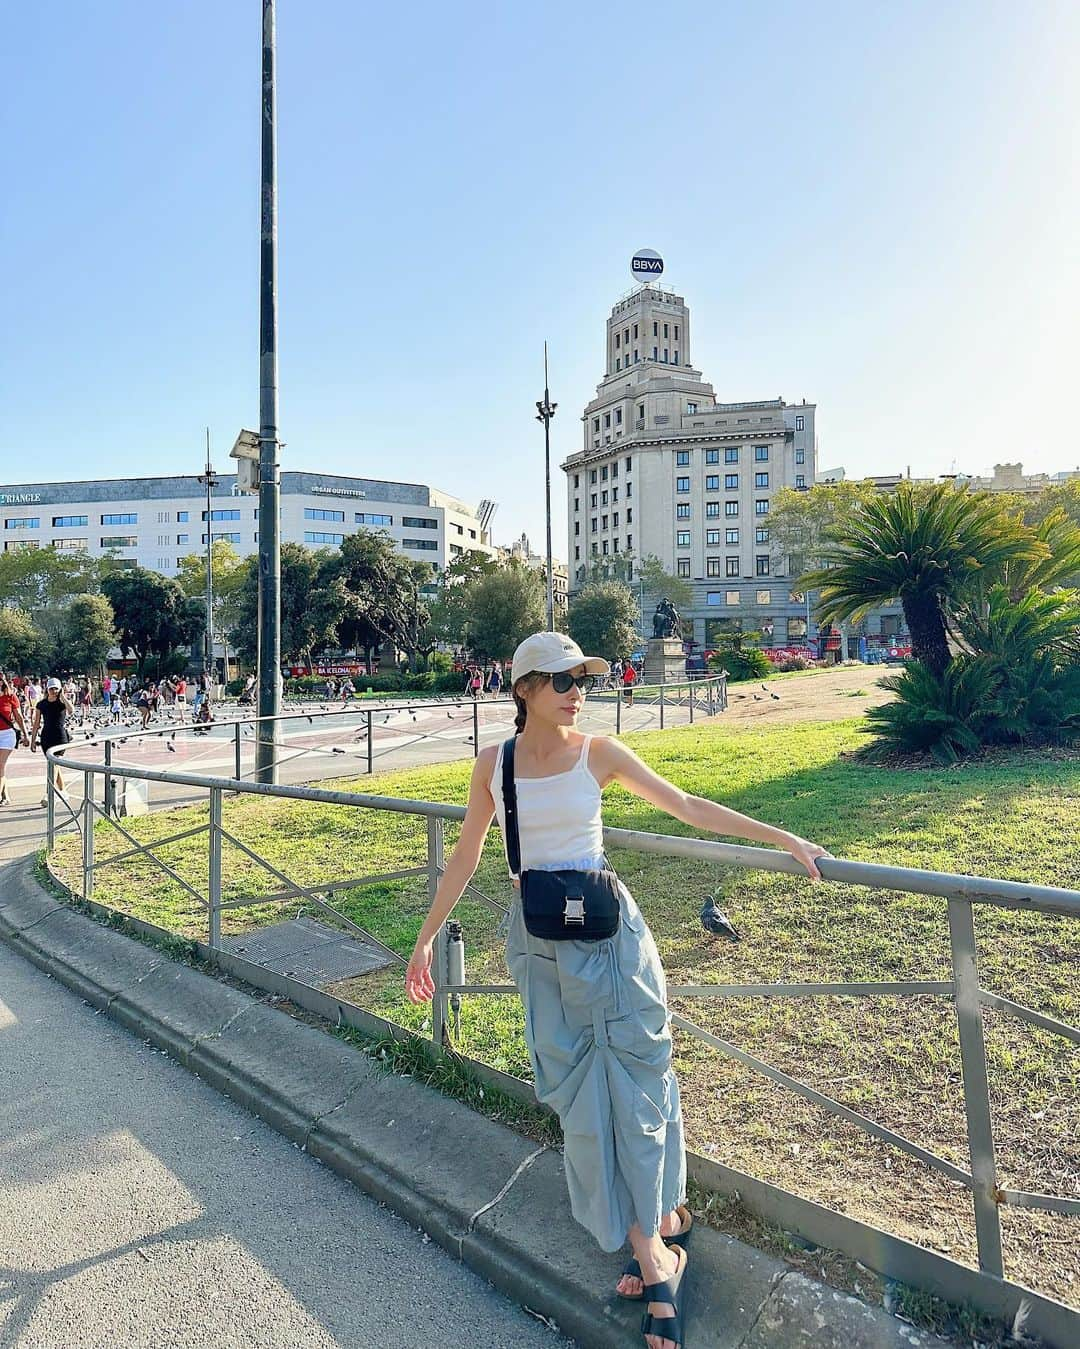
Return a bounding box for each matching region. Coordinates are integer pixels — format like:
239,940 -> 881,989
0,491 -> 43,506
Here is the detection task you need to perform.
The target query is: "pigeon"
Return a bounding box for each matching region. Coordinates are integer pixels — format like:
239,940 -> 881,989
700,898 -> 741,941
410,712 -> 417,721
466,736 -> 474,744
306,716 -> 313,725
770,692 -> 780,700
166,740 -> 176,752
331,747 -> 346,754
761,684 -> 770,692
447,711 -> 455,718
753,694 -> 763,701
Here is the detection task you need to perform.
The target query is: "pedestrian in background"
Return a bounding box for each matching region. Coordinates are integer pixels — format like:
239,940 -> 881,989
0,673 -> 29,807
29,677 -> 73,806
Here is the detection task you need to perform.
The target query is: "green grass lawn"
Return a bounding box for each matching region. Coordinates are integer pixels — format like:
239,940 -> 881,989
51,717 -> 1080,1302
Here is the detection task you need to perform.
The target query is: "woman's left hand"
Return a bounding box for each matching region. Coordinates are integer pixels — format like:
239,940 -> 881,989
784,834 -> 831,881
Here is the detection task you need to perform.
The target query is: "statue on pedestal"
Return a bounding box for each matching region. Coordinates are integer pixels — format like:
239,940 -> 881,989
651,598 -> 681,639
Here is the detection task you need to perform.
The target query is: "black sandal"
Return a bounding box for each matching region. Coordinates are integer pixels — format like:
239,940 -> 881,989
617,1207 -> 694,1301
641,1244 -> 688,1348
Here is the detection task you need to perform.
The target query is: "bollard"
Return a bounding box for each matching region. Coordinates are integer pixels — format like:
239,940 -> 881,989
472,700 -> 479,757
208,787 -> 223,949
366,708 -> 373,775
234,722 -> 242,782
446,918 -> 465,1042
81,771 -> 94,900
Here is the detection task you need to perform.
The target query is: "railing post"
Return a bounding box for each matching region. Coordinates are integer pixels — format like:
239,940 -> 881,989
659,680 -> 665,730
103,739 -> 114,818
615,683 -> 622,735
234,721 -> 242,782
689,680 -> 695,723
81,771 -> 94,901
427,816 -> 447,1047
472,699 -> 479,757
46,767 -> 56,850
208,786 -> 223,950
366,708 -> 373,775
948,898 -> 1004,1276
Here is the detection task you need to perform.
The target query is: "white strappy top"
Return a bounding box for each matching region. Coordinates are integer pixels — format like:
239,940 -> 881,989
491,735 -> 604,875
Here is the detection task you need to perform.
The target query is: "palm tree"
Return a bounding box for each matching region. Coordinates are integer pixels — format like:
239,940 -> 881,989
800,482 -> 1045,677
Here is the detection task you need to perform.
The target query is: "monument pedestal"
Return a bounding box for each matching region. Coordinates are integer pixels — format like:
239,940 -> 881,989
643,637 -> 685,684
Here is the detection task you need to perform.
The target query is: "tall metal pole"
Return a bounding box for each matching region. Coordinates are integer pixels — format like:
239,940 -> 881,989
256,0 -> 281,783
535,343 -> 557,632
199,428 -> 217,680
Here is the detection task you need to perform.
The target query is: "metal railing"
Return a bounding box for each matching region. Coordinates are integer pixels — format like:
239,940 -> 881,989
41,703 -> 1078,1345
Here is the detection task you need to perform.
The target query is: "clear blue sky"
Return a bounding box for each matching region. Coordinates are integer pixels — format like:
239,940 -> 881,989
3,2 -> 1077,557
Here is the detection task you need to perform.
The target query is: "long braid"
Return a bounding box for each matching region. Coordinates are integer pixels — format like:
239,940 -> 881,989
513,694 -> 527,735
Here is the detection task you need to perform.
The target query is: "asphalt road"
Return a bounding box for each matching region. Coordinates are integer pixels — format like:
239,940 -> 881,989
0,936 -> 568,1349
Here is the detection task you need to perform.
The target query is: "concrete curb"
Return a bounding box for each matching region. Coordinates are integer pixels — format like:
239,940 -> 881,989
0,857 -> 952,1349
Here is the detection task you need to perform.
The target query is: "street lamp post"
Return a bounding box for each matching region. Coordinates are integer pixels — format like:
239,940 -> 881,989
197,432 -> 218,681
256,0 -> 281,783
535,342 -> 557,632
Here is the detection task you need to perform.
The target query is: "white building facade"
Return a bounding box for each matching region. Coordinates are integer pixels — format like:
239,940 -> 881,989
0,471 -> 498,575
563,284 -> 818,648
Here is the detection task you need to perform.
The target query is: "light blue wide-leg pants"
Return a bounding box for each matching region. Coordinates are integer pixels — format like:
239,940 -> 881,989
505,859 -> 686,1253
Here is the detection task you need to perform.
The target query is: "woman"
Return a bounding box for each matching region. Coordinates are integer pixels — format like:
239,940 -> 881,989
0,673 -> 29,806
29,678 -> 73,806
406,632 -> 828,1349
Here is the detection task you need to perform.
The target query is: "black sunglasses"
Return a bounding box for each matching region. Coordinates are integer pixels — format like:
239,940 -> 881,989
545,671 -> 596,694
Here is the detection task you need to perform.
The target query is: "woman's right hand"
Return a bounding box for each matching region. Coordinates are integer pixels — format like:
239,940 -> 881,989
406,937 -> 435,1004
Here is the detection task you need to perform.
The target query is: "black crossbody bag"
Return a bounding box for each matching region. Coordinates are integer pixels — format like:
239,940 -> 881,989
501,735 -> 621,942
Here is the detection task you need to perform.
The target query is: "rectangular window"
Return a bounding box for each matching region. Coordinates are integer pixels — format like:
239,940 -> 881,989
100,536 -> 138,548
725,474 -> 738,490
614,332 -> 620,348
590,493 -> 598,509
755,445 -> 770,462
626,533 -> 632,550
591,518 -> 598,533
591,542 -> 598,556
403,517 -> 441,532
177,510 -> 189,522
101,513 -> 137,526
757,589 -> 771,604
615,409 -> 622,426
755,527 -> 769,544
705,475 -> 719,490
593,419 -> 600,434
573,497 -> 579,513
624,328 -> 629,344
676,476 -> 690,493
602,539 -> 609,555
663,348 -> 669,362
612,511 -> 619,526
727,591 -> 741,606
52,515 -> 88,528
724,448 -> 738,464
574,521 -> 580,536
601,465 -> 608,480
590,469 -> 597,483
726,556 -> 739,578
574,545 -> 580,560
726,528 -> 739,545
52,538 -> 87,551
706,529 -> 720,546
755,472 -> 769,489
676,449 -> 690,465
202,509 -> 241,522
626,457 -> 632,472
705,448 -> 719,464
626,507 -> 632,523
626,481 -> 632,498
613,538 -> 620,553
177,533 -> 189,545
652,346 -> 658,360
612,487 -> 618,502
203,532 -> 242,545
5,517 -> 40,529
756,556 -> 770,576
602,514 -> 608,530
795,415 -> 804,431
755,499 -> 770,515
706,591 -> 722,607
573,473 -> 579,487
304,507 -> 345,522
686,402 -> 698,415
706,557 -> 721,577
604,413 -> 611,429
676,503 -> 691,520
676,530 -> 691,547
677,558 -> 690,577
633,323 -> 638,339
402,537 -> 438,551
356,512 -> 392,526
795,448 -> 805,464
601,490 -> 608,505
615,357 -> 621,370
663,323 -> 669,339
705,501 -> 720,518
796,474 -> 805,488
725,501 -> 739,517
653,321 -> 658,336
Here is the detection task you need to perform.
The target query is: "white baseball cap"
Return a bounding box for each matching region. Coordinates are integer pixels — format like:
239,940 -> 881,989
46,678 -> 62,690
510,632 -> 610,686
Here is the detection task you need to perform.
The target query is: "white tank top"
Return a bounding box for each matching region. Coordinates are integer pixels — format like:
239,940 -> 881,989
491,735 -> 604,875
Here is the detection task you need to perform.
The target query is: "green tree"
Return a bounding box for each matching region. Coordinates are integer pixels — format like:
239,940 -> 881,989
467,560 -> 545,661
566,582 -> 639,662
177,540 -> 247,641
48,594 -> 116,673
0,608 -> 49,673
101,568 -> 204,677
230,544 -> 339,667
768,480 -> 883,577
322,531 -> 434,671
0,548 -> 97,614
801,482 -> 1045,677
425,549 -> 501,651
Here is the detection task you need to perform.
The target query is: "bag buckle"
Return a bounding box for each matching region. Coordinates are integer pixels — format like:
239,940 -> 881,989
563,895 -> 586,925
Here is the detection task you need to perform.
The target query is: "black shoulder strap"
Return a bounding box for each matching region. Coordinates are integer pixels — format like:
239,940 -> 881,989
501,735 -> 521,876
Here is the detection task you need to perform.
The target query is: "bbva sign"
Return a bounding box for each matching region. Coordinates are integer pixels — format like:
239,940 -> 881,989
631,249 -> 664,278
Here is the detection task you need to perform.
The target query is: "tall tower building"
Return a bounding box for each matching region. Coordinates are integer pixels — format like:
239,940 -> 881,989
563,282 -> 818,651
